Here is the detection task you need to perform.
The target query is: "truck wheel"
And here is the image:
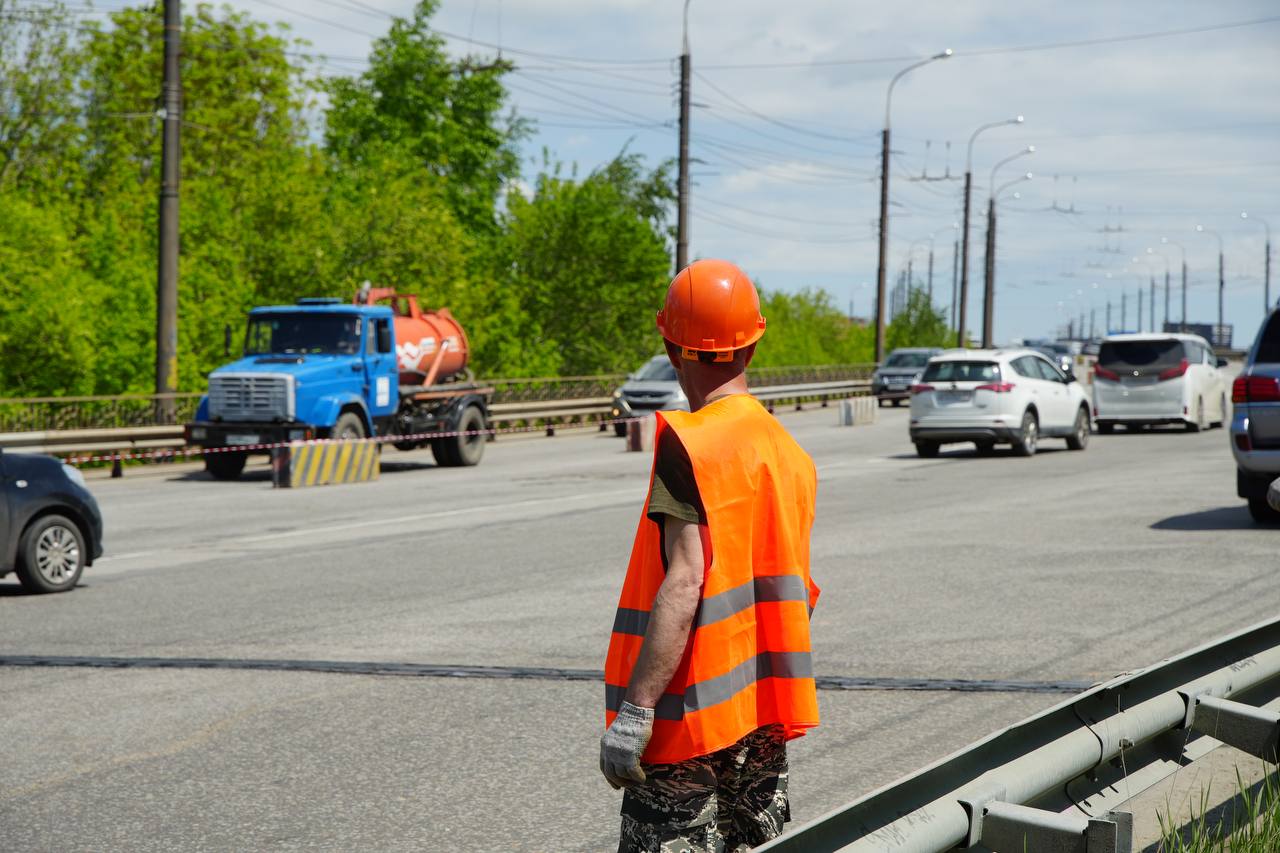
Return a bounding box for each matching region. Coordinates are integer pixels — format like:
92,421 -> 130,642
334,411 -> 367,440
15,514 -> 86,593
205,451 -> 247,481
435,406 -> 486,467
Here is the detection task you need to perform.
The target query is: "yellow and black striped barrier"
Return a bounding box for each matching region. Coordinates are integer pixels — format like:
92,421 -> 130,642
271,440 -> 380,488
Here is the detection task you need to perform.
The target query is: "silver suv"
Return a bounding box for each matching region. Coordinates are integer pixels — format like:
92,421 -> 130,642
1229,306 -> 1280,524
609,355 -> 689,436
873,348 -> 942,406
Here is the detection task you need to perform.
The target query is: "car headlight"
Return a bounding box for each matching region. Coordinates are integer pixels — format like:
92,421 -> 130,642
612,389 -> 623,400
62,463 -> 87,489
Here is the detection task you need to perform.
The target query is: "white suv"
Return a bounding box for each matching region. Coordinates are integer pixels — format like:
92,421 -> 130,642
908,349 -> 1092,457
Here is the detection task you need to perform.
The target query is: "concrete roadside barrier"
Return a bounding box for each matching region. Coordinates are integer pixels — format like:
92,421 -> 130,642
838,396 -> 877,427
625,414 -> 656,452
271,441 -> 380,488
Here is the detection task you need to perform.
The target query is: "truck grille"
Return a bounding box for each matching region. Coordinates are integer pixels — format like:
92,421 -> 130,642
208,374 -> 294,421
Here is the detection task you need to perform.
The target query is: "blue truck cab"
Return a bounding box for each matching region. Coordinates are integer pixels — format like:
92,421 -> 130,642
186,298 -> 489,480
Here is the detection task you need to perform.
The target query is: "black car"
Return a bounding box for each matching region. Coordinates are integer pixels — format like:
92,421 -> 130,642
1,451 -> 104,593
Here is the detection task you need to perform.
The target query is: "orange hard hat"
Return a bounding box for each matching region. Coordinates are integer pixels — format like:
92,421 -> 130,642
656,259 -> 766,357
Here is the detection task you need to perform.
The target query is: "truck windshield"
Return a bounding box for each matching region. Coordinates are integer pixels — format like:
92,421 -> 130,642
245,313 -> 363,356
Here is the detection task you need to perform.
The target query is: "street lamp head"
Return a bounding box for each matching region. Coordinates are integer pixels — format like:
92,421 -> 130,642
936,48 -> 954,59
1012,191 -> 1021,199
1026,145 -> 1036,153
1014,115 -> 1025,123
1146,247 -> 1154,255
1196,224 -> 1206,233
1024,171 -> 1033,179
1241,211 -> 1249,220
1161,236 -> 1170,245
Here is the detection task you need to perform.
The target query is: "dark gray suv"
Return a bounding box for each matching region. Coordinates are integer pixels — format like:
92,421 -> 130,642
873,348 -> 942,406
1229,306 -> 1280,524
1,451 -> 104,592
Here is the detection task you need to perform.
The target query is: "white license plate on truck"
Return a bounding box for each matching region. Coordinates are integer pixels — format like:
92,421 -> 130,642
226,433 -> 259,446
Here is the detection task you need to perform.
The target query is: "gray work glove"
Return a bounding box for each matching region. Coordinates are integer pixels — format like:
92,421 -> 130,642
600,701 -> 654,789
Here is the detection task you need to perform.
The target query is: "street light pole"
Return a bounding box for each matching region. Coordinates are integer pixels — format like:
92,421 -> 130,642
875,49 -> 952,363
959,115 -> 1023,347
1196,224 -> 1225,333
1242,212 -> 1272,310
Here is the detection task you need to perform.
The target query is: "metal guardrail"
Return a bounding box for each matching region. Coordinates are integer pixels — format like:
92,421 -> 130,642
0,364 -> 875,432
759,614 -> 1280,852
0,378 -> 872,458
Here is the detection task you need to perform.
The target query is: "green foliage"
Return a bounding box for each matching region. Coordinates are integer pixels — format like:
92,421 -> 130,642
0,0 -> 875,399
497,153 -> 675,376
1155,768 -> 1280,852
752,288 -> 873,367
324,0 -> 527,232
887,289 -> 952,352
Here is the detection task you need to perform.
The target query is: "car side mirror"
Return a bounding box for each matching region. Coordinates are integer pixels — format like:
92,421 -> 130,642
1216,357 -> 1229,368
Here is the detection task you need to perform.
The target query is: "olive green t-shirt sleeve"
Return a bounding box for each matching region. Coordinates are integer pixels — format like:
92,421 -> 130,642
646,427 -> 706,526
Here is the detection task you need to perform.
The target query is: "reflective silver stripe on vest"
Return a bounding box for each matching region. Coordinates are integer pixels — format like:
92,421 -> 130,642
610,575 -> 809,638
696,575 -> 809,628
612,608 -> 650,637
605,650 -> 814,722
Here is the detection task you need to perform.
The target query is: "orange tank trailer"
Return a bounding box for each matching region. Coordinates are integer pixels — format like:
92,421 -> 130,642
355,285 -> 471,386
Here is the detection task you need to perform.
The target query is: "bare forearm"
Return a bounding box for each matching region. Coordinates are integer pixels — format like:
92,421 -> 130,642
625,575 -> 701,707
625,516 -> 705,708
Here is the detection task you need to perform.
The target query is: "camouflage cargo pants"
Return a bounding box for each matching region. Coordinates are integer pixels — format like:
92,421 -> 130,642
617,725 -> 789,853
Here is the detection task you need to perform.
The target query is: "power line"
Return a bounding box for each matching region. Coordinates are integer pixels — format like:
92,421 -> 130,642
693,70 -> 878,145
697,15 -> 1280,70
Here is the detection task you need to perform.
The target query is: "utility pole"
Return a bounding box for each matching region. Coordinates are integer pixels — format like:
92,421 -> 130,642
1164,267 -> 1170,331
675,1 -> 691,273
1149,274 -> 1155,332
907,257 -> 914,297
1138,288 -> 1144,333
950,238 -> 959,334
155,0 -> 181,418
1181,260 -> 1188,332
876,126 -> 891,361
1106,301 -> 1112,333
1217,248 -> 1225,332
982,197 -> 996,346
927,243 -> 934,301
1121,292 -> 1127,331
958,168 -> 972,347
1090,307 -> 1095,339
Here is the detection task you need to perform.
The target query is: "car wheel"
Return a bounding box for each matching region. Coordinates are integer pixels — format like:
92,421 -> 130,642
614,422 -> 628,438
1097,422 -> 1115,435
15,514 -> 86,593
1066,407 -> 1090,450
435,405 -> 486,467
333,411 -> 367,440
1247,497 -> 1280,525
914,441 -> 940,458
204,450 -> 247,481
1185,398 -> 1204,432
975,442 -> 996,456
1011,410 -> 1038,457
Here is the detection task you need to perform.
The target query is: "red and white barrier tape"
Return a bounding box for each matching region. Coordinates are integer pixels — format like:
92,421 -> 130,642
65,416 -> 647,466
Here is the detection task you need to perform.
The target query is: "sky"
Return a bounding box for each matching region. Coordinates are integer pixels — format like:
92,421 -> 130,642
68,0 -> 1280,346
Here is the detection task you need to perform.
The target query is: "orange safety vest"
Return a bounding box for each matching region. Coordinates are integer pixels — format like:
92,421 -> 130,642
604,394 -> 820,764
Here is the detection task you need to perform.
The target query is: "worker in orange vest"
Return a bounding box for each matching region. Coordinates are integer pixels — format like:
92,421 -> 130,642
601,259 -> 821,851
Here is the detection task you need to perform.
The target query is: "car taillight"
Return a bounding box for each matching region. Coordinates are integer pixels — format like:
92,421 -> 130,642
1235,432 -> 1252,452
1157,359 -> 1189,381
1234,375 -> 1280,403
910,383 -> 935,394
1094,365 -> 1120,381
975,382 -> 1016,393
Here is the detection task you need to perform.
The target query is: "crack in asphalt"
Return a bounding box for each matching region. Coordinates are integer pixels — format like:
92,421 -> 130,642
0,655 -> 1092,694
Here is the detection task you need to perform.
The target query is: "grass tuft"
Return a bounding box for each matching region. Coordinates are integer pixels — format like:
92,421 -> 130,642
1155,767 -> 1280,852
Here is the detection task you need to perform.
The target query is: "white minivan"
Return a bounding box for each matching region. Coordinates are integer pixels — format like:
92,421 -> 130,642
1093,334 -> 1228,433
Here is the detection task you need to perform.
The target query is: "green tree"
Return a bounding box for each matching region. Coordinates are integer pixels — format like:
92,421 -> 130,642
324,0 -> 527,232
886,289 -> 951,352
497,153 -> 674,376
752,288 -> 873,367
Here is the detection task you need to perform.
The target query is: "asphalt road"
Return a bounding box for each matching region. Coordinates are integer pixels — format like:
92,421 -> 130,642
2,402 -> 1275,852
